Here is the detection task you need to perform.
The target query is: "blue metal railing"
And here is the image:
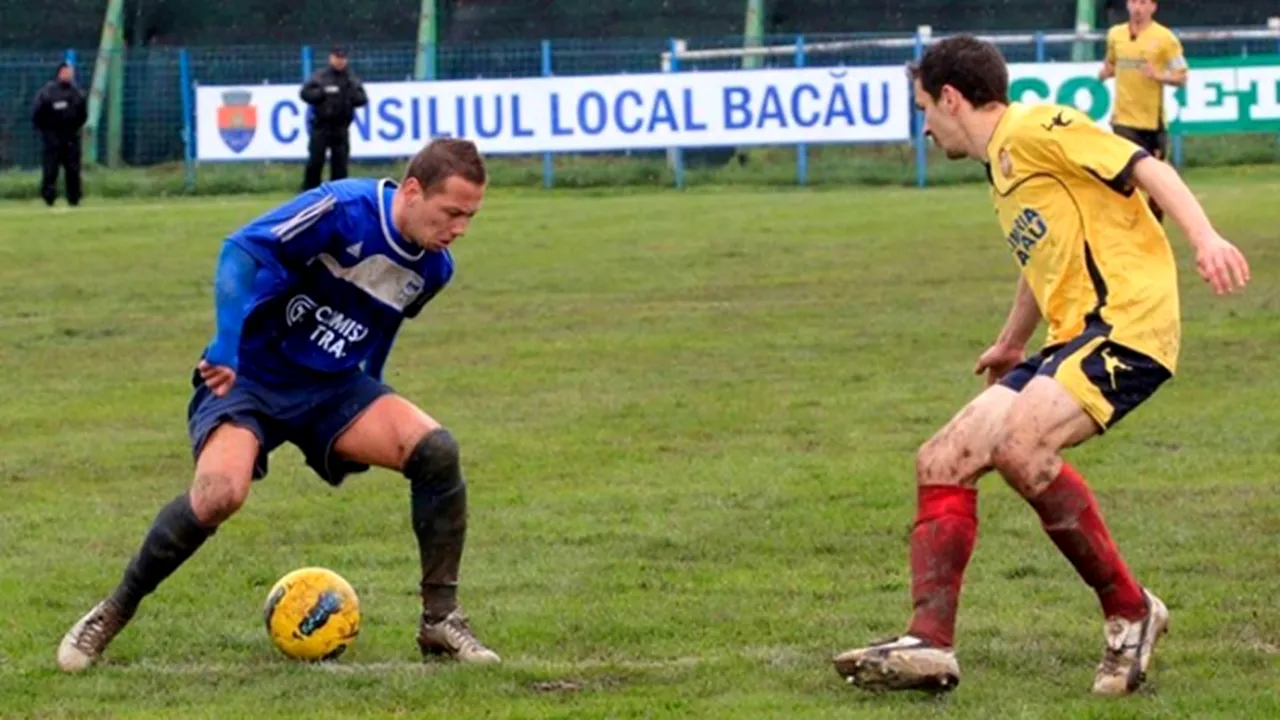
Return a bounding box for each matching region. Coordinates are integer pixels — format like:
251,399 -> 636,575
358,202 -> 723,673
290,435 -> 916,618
2,26 -> 1277,187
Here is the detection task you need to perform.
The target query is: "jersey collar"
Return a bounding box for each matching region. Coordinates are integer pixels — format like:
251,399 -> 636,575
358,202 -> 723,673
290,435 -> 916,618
378,178 -> 425,262
984,103 -> 1028,193
985,103 -> 1022,163
1128,19 -> 1155,40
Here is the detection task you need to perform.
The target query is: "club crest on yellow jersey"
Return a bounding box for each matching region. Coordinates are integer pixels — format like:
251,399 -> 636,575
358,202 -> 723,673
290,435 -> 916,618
998,148 -> 1013,177
1006,208 -> 1047,266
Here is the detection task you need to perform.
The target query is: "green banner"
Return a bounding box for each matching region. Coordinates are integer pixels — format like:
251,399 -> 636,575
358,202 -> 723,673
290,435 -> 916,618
1169,55 -> 1280,134
1007,55 -> 1280,135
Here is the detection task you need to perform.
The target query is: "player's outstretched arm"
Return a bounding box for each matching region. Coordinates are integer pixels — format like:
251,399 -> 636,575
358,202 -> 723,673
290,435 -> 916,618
1132,156 -> 1251,295
201,242 -> 261,396
975,277 -> 1040,386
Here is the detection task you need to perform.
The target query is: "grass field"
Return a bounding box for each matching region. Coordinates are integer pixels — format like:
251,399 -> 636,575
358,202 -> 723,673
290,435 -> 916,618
1,167 -> 1277,718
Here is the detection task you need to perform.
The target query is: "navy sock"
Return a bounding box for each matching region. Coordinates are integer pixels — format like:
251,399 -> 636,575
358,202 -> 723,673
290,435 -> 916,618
109,493 -> 215,615
406,430 -> 468,622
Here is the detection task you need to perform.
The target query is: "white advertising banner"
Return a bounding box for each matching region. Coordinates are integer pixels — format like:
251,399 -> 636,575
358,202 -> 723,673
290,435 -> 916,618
196,66 -> 913,160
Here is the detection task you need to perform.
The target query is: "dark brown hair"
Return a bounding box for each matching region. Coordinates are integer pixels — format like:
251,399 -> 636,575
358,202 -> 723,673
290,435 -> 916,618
909,35 -> 1010,107
404,138 -> 487,193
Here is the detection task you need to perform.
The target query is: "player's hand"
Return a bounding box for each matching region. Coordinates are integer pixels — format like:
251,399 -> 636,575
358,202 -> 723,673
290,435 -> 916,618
1141,61 -> 1161,81
198,360 -> 237,397
974,343 -> 1025,387
1193,233 -> 1251,295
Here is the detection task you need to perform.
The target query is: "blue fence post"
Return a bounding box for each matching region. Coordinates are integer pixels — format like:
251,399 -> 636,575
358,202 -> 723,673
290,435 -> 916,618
541,40 -> 554,189
795,35 -> 808,187
65,49 -> 76,67
1172,133 -> 1184,169
179,48 -> 196,194
913,28 -> 927,188
668,37 -> 685,190
425,41 -> 437,81
299,46 -> 314,136
1034,32 -> 1046,63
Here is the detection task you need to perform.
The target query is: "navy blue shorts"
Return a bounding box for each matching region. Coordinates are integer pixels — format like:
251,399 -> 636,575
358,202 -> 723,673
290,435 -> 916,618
997,332 -> 1171,431
186,368 -> 393,486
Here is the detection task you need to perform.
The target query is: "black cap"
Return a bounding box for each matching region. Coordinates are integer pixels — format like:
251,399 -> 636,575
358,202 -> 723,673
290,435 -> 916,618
331,46 -> 348,57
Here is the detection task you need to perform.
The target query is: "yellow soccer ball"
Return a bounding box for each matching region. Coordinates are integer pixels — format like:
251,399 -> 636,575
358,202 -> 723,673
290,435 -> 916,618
263,567 -> 361,661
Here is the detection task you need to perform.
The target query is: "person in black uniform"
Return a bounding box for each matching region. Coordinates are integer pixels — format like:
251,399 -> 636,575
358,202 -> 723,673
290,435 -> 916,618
32,62 -> 88,207
300,47 -> 368,190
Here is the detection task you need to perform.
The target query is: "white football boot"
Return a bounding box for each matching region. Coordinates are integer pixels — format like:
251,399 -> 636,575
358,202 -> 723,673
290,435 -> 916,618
57,599 -> 131,673
1092,589 -> 1170,695
418,608 -> 501,664
833,635 -> 961,692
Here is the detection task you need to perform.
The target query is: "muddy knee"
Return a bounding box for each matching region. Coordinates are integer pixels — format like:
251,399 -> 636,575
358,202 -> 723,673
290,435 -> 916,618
916,437 -> 986,487
915,440 -> 946,485
991,433 -> 1058,498
189,472 -> 250,526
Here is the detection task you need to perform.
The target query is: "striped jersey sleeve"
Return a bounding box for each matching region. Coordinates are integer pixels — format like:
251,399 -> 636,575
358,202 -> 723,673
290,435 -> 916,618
228,187 -> 345,271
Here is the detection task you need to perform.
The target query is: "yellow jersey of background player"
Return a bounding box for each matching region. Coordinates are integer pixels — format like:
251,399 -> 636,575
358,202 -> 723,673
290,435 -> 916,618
1100,0 -> 1187,221
987,102 -> 1179,420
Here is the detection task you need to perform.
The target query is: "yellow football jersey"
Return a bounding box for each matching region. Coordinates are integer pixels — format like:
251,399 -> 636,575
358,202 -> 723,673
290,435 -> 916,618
986,103 -> 1181,373
1106,22 -> 1185,130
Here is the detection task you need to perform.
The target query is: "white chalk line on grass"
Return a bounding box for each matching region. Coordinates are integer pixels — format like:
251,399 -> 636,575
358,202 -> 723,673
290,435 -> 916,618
104,655 -> 717,676
85,646 -> 818,677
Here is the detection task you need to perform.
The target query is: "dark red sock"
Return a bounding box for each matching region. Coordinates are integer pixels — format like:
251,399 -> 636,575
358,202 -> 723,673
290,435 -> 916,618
905,485 -> 978,649
1028,463 -> 1146,621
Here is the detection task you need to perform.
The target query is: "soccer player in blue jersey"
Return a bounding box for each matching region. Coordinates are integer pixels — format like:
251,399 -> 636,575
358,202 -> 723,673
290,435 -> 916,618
57,138 -> 500,671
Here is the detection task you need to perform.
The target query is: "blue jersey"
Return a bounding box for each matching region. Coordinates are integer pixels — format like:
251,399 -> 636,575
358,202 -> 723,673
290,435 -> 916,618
212,178 -> 453,386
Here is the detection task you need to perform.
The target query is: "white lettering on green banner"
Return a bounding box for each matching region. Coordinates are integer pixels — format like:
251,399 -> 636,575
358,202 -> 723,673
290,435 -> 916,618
1007,56 -> 1280,135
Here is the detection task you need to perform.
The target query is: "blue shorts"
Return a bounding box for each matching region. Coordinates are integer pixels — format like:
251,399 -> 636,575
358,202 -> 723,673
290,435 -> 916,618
997,330 -> 1171,431
186,368 -> 393,486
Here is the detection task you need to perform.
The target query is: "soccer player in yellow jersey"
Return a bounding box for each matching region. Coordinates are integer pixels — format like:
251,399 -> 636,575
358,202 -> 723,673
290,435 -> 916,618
833,36 -> 1250,696
1100,0 -> 1188,222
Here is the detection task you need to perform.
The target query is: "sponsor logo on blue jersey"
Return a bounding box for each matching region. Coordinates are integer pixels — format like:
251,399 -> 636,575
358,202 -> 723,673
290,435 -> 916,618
285,294 -> 370,360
